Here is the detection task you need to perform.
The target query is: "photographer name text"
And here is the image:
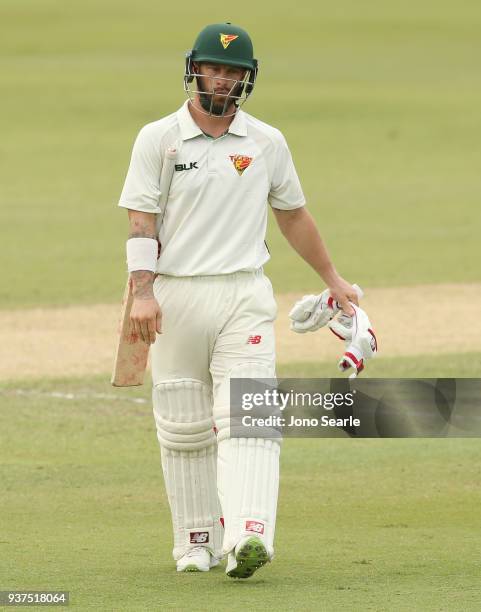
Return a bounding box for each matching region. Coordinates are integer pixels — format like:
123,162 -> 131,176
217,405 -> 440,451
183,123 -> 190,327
242,415 -> 360,428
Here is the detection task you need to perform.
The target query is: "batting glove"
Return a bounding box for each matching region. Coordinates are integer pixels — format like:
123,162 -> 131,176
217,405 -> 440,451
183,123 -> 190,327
328,304 -> 378,378
289,284 -> 363,334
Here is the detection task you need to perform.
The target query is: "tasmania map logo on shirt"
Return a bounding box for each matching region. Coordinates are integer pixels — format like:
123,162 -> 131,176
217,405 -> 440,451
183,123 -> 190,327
229,155 -> 253,176
220,34 -> 239,49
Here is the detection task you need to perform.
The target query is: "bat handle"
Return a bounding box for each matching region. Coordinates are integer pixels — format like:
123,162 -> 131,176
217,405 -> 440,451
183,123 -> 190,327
352,283 -> 364,299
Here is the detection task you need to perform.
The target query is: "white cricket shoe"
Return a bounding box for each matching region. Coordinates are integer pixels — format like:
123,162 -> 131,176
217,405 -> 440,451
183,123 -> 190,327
176,546 -> 220,573
226,536 -> 269,579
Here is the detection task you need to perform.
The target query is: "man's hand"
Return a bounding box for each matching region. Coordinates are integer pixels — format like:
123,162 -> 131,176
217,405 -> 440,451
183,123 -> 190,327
328,276 -> 359,316
130,296 -> 162,344
289,283 -> 363,333
129,271 -> 162,344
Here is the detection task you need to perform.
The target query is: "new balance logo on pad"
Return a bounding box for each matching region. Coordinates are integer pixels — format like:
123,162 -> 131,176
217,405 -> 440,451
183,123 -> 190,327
245,520 -> 264,535
190,531 -> 209,543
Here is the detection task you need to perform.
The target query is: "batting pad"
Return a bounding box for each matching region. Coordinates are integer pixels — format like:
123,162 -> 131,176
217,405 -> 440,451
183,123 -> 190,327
214,362 -> 280,557
152,379 -> 223,560
214,361 -> 276,444
218,437 -> 280,558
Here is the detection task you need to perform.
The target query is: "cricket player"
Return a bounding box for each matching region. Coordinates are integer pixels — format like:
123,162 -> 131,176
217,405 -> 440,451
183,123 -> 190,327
118,23 -> 358,578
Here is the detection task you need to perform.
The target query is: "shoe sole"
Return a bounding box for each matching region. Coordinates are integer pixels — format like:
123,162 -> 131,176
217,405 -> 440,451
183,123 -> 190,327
178,564 -> 208,572
226,536 -> 269,579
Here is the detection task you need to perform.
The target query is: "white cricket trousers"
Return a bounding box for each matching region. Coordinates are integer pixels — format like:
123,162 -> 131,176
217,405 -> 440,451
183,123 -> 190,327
151,269 -> 281,561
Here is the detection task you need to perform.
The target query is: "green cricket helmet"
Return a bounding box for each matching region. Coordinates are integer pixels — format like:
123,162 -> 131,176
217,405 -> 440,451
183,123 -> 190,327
184,23 -> 259,116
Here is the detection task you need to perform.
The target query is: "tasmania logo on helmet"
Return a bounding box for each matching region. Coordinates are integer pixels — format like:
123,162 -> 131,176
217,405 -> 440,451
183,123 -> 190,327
220,33 -> 239,49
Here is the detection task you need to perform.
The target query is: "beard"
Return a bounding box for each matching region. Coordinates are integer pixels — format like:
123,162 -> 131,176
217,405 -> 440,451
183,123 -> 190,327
198,91 -> 230,116
196,79 -> 244,116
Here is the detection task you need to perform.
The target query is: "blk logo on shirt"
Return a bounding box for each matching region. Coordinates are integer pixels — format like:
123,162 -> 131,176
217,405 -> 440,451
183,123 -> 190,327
175,162 -> 199,171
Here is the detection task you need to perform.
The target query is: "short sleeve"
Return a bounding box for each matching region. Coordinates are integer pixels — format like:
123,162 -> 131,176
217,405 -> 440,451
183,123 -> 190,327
268,134 -> 306,210
118,125 -> 162,213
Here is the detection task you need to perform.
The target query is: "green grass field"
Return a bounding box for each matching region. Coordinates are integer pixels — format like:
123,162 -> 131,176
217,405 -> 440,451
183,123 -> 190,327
1,1 -> 481,609
2,355 -> 481,610
1,0 -> 480,306
1,369 -> 481,611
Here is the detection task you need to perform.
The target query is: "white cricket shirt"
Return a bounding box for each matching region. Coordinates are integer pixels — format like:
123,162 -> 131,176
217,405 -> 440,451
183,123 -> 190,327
118,100 -> 305,276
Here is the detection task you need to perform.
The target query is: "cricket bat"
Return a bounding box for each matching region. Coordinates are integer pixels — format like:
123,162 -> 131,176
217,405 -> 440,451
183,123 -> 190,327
111,146 -> 178,387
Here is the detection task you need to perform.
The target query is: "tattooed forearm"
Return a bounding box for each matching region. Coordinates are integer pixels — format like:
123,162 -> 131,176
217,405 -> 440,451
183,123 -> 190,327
127,210 -> 157,239
130,270 -> 155,299
128,220 -> 156,240
128,229 -> 157,239
126,211 -> 157,299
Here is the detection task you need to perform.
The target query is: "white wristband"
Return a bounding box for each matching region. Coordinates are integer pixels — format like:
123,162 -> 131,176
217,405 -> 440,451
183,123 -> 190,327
126,237 -> 158,273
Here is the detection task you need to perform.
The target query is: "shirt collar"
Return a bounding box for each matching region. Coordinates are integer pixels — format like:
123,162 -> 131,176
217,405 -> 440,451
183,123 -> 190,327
177,100 -> 248,140
177,100 -> 203,140
228,108 -> 247,137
